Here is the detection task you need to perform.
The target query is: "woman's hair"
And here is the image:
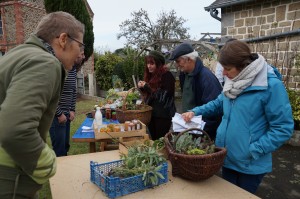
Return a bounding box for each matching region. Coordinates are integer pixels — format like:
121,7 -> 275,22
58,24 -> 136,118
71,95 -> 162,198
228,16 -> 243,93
144,51 -> 166,93
35,11 -> 85,44
219,40 -> 254,71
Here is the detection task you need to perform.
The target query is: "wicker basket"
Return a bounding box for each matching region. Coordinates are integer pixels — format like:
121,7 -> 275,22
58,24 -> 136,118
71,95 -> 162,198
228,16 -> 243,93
115,87 -> 152,125
164,128 -> 227,181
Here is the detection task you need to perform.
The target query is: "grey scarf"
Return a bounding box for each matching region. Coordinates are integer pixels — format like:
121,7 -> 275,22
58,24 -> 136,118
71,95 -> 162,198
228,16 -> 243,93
223,54 -> 265,99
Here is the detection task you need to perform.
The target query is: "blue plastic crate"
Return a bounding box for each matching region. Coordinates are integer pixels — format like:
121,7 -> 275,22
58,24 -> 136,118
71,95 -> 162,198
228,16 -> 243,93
90,160 -> 168,198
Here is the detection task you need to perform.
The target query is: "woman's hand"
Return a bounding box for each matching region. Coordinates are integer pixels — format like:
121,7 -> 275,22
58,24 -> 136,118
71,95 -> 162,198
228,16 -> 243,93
181,111 -> 195,122
138,81 -> 146,88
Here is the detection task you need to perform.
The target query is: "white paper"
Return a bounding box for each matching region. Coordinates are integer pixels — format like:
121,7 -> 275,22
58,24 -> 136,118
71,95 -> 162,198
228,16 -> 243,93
172,113 -> 205,134
136,99 -> 142,105
82,126 -> 92,130
81,125 -> 94,132
82,129 -> 94,132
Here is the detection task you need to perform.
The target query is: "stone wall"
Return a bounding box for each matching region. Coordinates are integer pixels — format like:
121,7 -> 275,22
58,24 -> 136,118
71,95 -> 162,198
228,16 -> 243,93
221,0 -> 300,90
0,0 -> 45,51
0,0 -> 96,96
3,5 -> 16,46
21,5 -> 46,41
81,54 -> 94,76
19,0 -> 45,7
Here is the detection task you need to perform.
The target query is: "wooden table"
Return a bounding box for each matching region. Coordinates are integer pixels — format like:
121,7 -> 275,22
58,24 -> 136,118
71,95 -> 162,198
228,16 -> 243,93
72,118 -> 119,152
50,150 -> 260,199
72,118 -> 148,152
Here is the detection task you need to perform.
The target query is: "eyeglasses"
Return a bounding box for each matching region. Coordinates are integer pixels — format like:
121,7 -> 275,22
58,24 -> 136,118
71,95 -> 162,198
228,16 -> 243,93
67,34 -> 85,48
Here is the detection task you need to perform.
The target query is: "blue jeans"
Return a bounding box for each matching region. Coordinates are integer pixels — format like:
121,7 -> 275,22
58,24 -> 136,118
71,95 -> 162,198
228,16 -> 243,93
49,115 -> 70,157
222,167 -> 265,193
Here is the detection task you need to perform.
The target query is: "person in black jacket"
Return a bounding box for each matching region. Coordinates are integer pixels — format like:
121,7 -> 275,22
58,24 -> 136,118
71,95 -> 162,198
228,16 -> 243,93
138,51 -> 176,140
169,43 -> 222,140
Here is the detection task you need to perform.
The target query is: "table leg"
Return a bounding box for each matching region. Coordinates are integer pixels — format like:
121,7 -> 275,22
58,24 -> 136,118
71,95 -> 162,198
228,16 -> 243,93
89,142 -> 96,153
100,142 -> 107,151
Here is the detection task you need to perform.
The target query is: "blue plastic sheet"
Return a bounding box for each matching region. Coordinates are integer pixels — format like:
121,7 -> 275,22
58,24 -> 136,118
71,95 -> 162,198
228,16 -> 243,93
72,118 -> 119,139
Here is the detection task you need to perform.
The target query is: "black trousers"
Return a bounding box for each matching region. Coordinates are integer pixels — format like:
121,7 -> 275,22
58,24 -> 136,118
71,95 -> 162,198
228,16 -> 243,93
148,116 -> 172,140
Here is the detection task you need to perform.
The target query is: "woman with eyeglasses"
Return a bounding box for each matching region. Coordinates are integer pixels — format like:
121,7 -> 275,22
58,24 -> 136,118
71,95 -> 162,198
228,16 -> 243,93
0,11 -> 85,198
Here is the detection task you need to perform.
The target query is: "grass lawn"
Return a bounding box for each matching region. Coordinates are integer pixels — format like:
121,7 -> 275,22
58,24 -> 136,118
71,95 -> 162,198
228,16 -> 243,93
39,98 -> 98,199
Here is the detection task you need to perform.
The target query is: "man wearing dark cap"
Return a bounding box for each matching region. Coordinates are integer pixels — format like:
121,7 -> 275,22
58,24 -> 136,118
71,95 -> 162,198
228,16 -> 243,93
169,43 -> 222,140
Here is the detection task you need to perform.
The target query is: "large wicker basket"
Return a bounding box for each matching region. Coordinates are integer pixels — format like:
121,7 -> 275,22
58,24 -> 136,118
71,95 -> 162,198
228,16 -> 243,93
164,128 -> 227,181
115,87 -> 152,125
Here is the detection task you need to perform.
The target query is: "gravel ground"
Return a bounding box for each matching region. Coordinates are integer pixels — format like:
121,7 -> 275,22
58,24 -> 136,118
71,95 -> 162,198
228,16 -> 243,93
256,144 -> 300,199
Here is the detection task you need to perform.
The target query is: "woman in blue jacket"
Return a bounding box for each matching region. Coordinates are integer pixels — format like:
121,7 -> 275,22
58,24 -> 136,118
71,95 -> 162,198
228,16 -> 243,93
182,40 -> 294,193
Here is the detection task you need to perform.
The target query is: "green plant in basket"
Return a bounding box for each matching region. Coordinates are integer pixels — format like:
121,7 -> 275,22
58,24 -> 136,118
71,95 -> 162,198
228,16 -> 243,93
172,132 -> 215,155
153,137 -> 165,150
125,91 -> 141,110
108,143 -> 166,186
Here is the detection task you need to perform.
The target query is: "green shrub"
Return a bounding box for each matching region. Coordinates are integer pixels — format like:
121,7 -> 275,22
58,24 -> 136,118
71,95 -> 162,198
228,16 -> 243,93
113,47 -> 145,89
95,52 -> 122,90
287,89 -> 300,129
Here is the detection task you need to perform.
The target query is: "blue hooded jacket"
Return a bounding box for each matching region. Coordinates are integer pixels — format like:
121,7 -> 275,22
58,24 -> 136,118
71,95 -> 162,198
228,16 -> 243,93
192,64 -> 294,175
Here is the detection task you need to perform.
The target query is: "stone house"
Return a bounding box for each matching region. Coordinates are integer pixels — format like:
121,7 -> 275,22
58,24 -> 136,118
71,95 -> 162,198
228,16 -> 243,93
0,0 -> 95,95
205,0 -> 300,90
205,0 -> 300,145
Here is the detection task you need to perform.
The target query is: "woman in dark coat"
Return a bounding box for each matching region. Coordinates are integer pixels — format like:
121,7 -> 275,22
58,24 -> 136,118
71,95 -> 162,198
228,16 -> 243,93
138,51 -> 176,140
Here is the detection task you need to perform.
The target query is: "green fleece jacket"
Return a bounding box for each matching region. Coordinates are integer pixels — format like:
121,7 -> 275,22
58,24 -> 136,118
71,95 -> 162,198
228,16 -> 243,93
0,35 -> 65,184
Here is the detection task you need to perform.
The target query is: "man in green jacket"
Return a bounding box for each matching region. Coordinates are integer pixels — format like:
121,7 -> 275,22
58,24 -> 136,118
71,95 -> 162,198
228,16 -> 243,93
0,11 -> 85,198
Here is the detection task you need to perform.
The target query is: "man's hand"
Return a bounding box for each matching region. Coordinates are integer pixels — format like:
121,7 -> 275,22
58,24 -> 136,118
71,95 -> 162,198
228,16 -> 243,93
58,114 -> 67,124
69,111 -> 75,121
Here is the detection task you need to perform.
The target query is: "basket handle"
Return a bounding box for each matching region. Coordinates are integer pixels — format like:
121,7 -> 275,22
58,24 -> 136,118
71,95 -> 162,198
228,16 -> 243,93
122,87 -> 144,110
173,128 -> 212,147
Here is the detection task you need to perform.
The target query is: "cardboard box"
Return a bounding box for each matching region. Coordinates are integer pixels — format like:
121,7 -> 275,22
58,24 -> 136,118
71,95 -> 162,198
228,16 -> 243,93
118,134 -> 150,155
119,136 -> 168,160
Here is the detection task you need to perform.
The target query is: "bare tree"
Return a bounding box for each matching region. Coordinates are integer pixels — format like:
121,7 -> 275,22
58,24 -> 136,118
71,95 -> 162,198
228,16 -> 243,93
117,9 -> 190,51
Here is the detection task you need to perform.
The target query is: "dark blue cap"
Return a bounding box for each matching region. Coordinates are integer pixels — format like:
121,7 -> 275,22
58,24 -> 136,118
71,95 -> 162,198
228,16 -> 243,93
168,43 -> 194,60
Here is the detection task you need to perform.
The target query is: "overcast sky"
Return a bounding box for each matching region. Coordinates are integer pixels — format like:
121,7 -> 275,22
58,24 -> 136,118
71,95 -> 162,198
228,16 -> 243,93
86,0 -> 221,52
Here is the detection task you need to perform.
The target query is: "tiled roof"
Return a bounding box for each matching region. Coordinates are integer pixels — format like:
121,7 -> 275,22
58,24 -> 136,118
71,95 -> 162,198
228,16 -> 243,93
204,0 -> 255,11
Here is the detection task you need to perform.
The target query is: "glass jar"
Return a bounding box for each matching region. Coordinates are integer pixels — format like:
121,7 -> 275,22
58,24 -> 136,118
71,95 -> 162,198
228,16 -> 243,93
124,121 -> 130,131
105,108 -> 111,119
111,111 -> 117,120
